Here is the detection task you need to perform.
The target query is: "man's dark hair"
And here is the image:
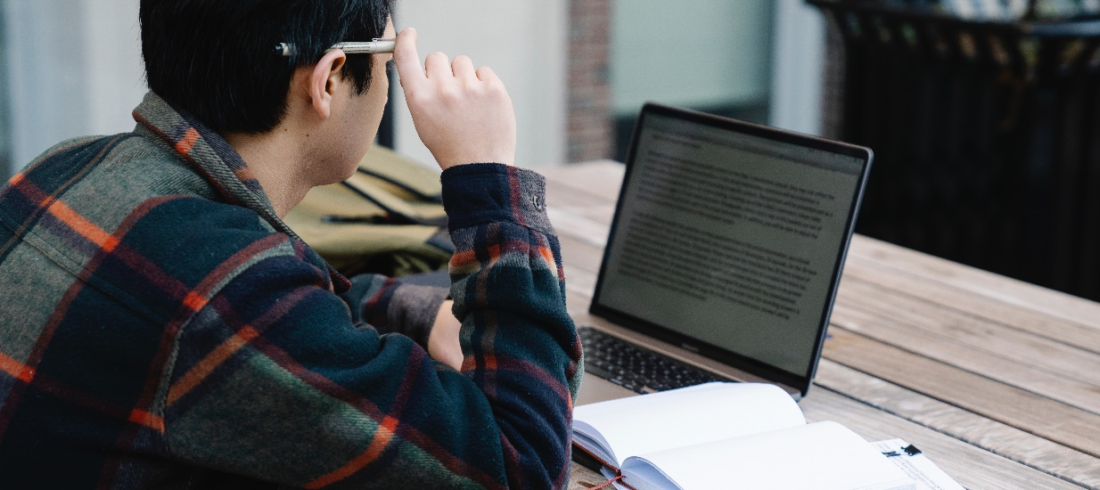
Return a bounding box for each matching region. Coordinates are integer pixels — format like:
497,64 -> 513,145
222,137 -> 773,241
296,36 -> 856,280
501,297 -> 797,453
140,0 -> 395,134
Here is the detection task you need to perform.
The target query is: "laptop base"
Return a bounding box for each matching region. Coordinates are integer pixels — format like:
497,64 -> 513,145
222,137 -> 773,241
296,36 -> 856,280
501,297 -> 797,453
577,376 -> 636,405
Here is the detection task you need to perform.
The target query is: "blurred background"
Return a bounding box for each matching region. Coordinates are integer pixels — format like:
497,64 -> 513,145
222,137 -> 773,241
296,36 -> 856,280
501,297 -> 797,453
0,0 -> 823,178
4,0 -> 1100,302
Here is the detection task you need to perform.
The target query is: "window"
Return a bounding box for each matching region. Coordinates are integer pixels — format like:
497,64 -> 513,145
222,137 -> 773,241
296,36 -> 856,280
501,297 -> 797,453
610,0 -> 775,161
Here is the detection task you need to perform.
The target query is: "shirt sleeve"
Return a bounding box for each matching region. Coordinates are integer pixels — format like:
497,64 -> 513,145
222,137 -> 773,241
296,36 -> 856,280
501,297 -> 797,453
341,273 -> 449,349
162,163 -> 582,489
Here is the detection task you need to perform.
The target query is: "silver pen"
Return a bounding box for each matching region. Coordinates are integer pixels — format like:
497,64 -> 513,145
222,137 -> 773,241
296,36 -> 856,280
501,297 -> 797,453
275,38 -> 396,57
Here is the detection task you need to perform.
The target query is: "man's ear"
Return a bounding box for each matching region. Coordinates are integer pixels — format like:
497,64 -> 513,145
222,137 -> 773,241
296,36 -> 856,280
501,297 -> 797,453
308,49 -> 348,120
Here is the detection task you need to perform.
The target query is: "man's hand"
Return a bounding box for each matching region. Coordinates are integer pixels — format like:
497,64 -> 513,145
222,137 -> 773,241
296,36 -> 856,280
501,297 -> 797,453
393,28 -> 517,169
428,300 -> 463,370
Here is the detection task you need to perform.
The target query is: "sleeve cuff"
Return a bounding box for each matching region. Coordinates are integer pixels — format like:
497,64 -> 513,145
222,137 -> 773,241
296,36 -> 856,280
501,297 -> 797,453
440,163 -> 555,236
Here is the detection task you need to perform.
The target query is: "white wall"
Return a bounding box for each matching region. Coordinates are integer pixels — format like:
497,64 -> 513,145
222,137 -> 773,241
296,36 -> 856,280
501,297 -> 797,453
769,0 -> 826,136
82,0 -> 147,137
0,0 -> 819,176
391,0 -> 568,169
3,0 -> 145,174
3,0 -> 569,174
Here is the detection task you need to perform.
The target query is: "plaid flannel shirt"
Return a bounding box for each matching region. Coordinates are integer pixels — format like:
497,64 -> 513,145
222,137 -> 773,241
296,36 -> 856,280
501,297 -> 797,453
0,92 -> 582,489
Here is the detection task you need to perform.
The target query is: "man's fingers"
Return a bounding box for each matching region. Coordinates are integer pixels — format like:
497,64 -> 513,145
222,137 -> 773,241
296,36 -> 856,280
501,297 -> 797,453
475,65 -> 499,84
394,27 -> 425,89
451,55 -> 476,82
396,32 -> 517,169
424,51 -> 451,79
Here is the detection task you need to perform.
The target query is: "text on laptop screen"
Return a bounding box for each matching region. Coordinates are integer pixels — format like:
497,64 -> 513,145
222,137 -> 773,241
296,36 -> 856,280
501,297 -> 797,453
596,113 -> 866,376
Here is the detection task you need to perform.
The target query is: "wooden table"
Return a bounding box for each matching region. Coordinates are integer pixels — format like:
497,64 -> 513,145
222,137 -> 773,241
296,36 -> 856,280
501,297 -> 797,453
545,161 -> 1100,490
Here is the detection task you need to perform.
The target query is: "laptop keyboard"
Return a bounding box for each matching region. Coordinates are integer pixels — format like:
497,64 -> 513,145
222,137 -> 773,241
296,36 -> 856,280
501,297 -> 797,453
580,327 -> 724,394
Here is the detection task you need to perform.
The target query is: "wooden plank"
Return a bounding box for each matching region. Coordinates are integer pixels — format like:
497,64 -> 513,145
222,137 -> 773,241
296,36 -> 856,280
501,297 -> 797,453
822,328 -> 1100,459
563,283 -> 1100,487
800,386 -> 1091,490
543,164 -> 1100,346
543,175 -> 617,230
550,208 -> 610,306
568,462 -> 607,490
568,375 -> 1090,490
549,162 -> 1100,487
541,160 -> 624,201
559,266 -> 1100,487
815,360 -> 1100,489
548,207 -> 609,249
544,172 -> 611,207
552,192 -> 1100,410
556,235 -> 601,307
843,247 -> 1100,354
543,162 -> 1100,337
830,294 -> 1100,414
566,289 -> 593,319
544,164 -> 1100,359
557,233 -> 605,276
568,369 -> 1092,490
551,188 -> 1100,406
544,178 -> 618,225
542,162 -> 1097,317
563,263 -> 597,301
834,277 -> 1100,394
848,235 -> 1100,333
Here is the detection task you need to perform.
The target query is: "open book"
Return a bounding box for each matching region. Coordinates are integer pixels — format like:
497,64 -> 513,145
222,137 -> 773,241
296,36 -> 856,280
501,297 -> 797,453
572,383 -> 914,490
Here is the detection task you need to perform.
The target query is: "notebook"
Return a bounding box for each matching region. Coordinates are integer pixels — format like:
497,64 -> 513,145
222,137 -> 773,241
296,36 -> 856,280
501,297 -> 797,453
576,103 -> 872,404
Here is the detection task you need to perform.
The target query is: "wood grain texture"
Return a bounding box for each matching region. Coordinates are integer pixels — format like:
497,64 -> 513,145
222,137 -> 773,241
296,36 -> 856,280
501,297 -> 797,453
844,245 -> 1100,354
547,162 -> 1100,489
549,207 -> 610,249
542,160 -> 624,200
565,282 -> 1100,487
565,294 -> 1100,489
567,463 -> 607,490
544,179 -> 618,226
799,387 -> 1091,490
815,360 -> 1100,488
823,328 -> 1100,459
831,278 -> 1100,411
558,233 -> 606,274
565,361 -> 1097,489
848,236 -> 1100,335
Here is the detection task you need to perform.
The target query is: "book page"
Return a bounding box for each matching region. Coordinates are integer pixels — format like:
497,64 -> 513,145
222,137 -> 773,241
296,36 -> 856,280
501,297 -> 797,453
871,439 -> 964,490
572,383 -> 805,466
620,421 -> 913,490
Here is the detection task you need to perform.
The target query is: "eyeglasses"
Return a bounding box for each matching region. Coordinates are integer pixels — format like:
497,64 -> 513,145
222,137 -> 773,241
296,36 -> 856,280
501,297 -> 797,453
275,38 -> 396,57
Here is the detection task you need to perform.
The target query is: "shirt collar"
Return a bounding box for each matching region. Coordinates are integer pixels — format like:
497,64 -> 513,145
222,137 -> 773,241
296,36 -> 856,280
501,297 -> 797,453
131,91 -> 352,293
131,91 -> 295,239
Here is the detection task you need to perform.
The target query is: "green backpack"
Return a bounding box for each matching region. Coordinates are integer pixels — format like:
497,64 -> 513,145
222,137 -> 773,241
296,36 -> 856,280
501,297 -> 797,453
284,145 -> 453,277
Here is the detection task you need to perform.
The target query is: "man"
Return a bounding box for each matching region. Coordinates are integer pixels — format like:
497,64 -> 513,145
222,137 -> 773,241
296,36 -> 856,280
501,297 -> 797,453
0,0 -> 581,488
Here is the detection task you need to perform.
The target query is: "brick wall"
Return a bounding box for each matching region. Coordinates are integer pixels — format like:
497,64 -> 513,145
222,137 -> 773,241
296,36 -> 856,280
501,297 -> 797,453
567,0 -> 614,163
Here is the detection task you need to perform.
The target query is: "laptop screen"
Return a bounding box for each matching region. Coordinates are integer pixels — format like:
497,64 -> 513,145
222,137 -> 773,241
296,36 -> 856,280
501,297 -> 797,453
591,104 -> 871,390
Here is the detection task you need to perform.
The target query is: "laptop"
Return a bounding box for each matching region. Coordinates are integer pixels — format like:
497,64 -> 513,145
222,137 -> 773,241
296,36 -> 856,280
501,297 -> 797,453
575,103 -> 872,404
